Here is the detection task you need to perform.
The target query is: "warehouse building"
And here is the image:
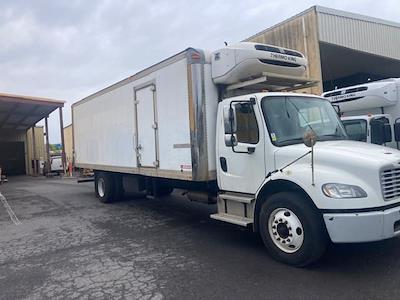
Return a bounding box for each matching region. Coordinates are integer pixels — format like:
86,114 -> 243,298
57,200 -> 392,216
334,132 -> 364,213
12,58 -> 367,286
0,93 -> 66,176
246,5 -> 400,94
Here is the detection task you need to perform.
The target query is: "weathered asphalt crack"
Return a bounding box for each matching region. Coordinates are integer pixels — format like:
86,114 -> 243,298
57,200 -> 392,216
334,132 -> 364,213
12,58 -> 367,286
0,191 -> 21,225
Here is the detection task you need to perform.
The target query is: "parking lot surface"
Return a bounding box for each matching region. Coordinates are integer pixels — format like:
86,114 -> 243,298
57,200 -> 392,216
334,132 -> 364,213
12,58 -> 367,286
1,176 -> 400,299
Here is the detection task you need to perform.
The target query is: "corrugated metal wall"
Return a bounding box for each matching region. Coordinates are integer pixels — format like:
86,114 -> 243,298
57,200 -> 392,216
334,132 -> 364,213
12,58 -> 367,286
0,127 -> 46,175
317,7 -> 400,60
63,125 -> 73,166
26,126 -> 46,175
245,8 -> 323,94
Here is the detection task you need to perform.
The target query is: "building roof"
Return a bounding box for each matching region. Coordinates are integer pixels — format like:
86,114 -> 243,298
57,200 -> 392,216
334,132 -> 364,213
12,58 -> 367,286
0,92 -> 65,130
246,5 -> 400,43
315,6 -> 400,29
246,5 -> 400,63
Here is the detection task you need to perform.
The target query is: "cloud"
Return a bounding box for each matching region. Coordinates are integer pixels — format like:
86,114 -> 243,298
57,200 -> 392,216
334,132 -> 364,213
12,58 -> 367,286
0,0 -> 399,142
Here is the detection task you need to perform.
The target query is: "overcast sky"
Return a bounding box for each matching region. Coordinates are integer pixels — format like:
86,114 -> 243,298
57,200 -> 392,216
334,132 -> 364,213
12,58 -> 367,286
0,0 -> 399,143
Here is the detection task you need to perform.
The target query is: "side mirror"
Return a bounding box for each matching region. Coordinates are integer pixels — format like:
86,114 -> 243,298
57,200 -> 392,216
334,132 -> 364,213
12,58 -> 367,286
225,134 -> 238,147
303,130 -> 317,148
394,122 -> 400,142
371,118 -> 392,145
223,106 -> 237,134
370,120 -> 385,145
384,123 -> 392,143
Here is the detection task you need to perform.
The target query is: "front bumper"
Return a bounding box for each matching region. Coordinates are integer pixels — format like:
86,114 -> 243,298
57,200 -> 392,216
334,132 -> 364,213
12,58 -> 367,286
323,205 -> 400,243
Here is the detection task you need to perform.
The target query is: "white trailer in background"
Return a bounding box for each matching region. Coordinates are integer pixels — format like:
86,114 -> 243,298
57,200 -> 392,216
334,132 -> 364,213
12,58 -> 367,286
73,43 -> 400,266
322,78 -> 400,148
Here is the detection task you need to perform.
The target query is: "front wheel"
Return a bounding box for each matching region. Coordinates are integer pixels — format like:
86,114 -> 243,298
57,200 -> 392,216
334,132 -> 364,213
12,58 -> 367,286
259,192 -> 328,267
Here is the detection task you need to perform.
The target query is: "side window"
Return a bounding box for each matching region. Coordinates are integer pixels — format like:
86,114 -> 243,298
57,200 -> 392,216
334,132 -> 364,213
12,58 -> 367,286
234,103 -> 259,144
342,120 -> 367,142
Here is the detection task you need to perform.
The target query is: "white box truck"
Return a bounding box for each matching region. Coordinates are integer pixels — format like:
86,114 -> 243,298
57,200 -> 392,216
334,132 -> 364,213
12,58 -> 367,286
73,43 -> 400,266
322,78 -> 400,148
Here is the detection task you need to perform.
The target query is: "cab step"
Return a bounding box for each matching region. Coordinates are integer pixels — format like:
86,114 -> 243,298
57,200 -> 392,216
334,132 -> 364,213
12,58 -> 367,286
219,192 -> 254,203
210,213 -> 253,227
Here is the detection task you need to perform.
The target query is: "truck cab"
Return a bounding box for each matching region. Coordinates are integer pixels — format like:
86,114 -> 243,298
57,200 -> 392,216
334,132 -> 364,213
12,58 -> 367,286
214,89 -> 400,266
341,114 -> 395,147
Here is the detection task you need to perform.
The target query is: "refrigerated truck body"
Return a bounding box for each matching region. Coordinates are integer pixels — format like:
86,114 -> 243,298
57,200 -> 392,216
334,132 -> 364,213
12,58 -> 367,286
73,43 -> 400,266
323,78 -> 400,148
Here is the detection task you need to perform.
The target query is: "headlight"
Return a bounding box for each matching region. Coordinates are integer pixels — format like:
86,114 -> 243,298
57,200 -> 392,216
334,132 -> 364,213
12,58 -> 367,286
322,183 -> 367,199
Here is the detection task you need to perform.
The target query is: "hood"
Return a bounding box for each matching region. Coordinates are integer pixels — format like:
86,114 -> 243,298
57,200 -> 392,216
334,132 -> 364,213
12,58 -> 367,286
273,140 -> 400,209
274,140 -> 400,172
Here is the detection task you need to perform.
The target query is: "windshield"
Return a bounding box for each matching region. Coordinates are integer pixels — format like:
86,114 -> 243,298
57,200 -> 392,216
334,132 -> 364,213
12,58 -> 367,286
261,96 -> 347,146
342,119 -> 367,142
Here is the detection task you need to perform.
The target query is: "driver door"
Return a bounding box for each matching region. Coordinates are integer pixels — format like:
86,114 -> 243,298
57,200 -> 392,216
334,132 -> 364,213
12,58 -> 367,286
217,98 -> 266,194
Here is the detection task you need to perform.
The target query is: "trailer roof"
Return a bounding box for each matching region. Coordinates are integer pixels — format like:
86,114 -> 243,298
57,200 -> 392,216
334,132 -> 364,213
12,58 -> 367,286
0,92 -> 65,130
72,48 -> 201,108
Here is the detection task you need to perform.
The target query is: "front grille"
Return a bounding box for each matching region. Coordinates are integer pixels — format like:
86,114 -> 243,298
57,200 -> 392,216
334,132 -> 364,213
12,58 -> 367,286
323,86 -> 368,98
381,168 -> 400,200
259,59 -> 301,68
255,45 -> 303,58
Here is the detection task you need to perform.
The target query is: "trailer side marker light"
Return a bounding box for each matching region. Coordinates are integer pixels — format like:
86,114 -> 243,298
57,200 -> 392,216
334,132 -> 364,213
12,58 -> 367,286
191,53 -> 201,60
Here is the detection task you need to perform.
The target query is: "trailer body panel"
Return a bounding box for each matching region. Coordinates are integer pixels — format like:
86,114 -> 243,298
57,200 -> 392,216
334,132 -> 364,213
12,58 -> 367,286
73,49 -> 218,181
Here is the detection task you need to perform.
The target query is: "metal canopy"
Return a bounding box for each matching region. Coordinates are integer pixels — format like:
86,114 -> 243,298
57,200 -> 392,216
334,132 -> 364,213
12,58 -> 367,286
0,93 -> 65,130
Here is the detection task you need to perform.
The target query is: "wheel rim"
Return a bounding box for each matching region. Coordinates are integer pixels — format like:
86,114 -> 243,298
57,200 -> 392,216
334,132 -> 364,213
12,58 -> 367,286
268,208 -> 304,253
98,178 -> 105,197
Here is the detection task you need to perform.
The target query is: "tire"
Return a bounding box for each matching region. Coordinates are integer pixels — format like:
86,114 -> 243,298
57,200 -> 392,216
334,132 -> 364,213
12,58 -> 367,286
259,192 -> 328,267
95,172 -> 116,203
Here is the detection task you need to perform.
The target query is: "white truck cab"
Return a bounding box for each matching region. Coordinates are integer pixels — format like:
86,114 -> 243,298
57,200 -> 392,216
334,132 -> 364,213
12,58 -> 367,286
341,114 -> 395,147
215,90 -> 400,265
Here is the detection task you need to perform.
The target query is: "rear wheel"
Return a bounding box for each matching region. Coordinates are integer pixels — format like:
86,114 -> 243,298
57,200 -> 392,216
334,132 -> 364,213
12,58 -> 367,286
259,192 -> 328,267
95,172 -> 116,203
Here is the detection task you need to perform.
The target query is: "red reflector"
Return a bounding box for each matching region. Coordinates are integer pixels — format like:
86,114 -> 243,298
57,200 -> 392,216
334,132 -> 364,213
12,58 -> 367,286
191,53 -> 201,60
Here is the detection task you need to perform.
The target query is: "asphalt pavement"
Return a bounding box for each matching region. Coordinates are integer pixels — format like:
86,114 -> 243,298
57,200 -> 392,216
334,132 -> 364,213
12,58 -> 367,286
0,176 -> 399,299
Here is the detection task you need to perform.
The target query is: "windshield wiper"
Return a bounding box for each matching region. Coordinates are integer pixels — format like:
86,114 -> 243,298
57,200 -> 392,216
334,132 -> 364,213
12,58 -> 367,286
318,134 -> 346,141
277,137 -> 304,146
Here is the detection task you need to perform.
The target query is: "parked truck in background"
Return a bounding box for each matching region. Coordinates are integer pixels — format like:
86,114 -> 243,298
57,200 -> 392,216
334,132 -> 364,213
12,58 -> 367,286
72,43 -> 400,266
322,78 -> 400,148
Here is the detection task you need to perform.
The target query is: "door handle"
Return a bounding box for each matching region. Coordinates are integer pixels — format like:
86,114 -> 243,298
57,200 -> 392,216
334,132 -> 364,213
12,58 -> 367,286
247,147 -> 255,154
220,157 -> 227,172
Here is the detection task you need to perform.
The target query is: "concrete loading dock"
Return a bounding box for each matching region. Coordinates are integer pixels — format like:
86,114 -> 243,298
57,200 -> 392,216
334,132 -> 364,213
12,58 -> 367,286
246,5 -> 400,93
0,93 -> 66,176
